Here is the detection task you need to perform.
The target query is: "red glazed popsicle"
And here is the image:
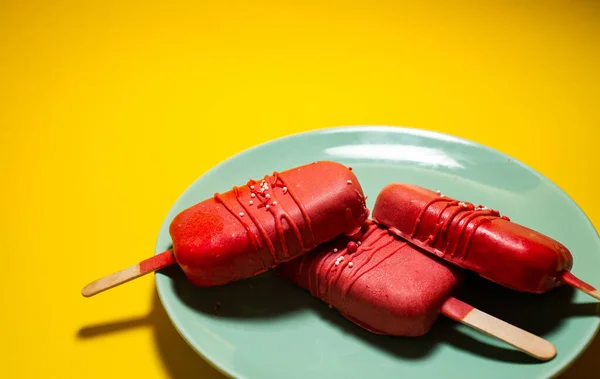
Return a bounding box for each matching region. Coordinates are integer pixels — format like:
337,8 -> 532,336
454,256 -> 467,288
276,222 -> 556,360
82,161 -> 369,296
372,183 -> 599,300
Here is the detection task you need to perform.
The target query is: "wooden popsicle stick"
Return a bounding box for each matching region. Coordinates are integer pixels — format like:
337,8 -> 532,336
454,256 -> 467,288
560,271 -> 600,301
81,250 -> 175,297
441,297 -> 556,361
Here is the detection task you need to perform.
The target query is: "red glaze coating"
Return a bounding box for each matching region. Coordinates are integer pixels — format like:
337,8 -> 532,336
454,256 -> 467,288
276,223 -> 463,336
372,183 -> 573,293
169,161 -> 369,287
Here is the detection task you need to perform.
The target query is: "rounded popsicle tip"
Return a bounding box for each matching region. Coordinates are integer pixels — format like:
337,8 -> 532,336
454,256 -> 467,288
535,340 -> 557,362
81,282 -> 105,297
81,276 -> 117,297
81,284 -> 94,298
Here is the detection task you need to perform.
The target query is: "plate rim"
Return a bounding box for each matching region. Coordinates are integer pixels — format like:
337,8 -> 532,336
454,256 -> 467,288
155,125 -> 600,379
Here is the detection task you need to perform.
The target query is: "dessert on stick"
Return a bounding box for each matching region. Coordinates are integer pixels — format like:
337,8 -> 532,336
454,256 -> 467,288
372,183 -> 599,300
82,161 -> 369,297
276,222 -> 557,361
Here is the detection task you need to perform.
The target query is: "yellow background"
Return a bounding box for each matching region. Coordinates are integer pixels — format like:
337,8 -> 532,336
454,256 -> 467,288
1,1 -> 598,378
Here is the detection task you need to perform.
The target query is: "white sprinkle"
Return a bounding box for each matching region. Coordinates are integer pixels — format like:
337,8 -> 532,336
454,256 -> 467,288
263,185 -> 269,190
357,241 -> 361,246
348,262 -> 354,268
283,186 -> 288,193
459,202 -> 467,207
338,256 -> 344,261
335,261 -> 340,266
333,248 -> 338,253
272,201 -> 277,205
266,205 -> 270,209
249,200 -> 254,205
436,190 -> 441,195
265,193 -> 271,198
347,180 -> 352,184
250,185 -> 255,190
239,212 -> 244,217
251,193 -> 256,198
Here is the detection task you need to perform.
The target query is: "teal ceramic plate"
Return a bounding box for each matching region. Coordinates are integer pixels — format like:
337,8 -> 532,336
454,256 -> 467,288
155,126 -> 599,379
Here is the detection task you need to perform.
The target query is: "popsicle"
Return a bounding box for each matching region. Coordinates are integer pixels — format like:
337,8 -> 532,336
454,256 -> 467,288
372,183 -> 599,300
82,161 -> 369,296
276,222 -> 556,361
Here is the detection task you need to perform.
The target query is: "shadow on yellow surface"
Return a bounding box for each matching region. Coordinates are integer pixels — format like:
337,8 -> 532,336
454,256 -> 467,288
78,289 -> 226,379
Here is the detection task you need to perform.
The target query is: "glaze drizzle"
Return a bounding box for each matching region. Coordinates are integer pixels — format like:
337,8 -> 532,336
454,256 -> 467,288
232,186 -> 274,266
410,197 -> 452,237
410,193 -> 502,260
213,170 -> 317,264
275,172 -> 315,247
264,179 -> 304,258
307,225 -> 403,308
214,192 -> 265,265
448,209 -> 498,258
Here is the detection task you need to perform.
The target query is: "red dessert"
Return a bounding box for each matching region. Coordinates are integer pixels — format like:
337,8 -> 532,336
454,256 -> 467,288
372,183 -> 598,299
276,222 -> 557,360
170,161 -> 369,287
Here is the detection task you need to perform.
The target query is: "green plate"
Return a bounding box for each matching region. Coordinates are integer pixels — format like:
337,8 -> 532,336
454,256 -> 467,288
155,126 -> 600,379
